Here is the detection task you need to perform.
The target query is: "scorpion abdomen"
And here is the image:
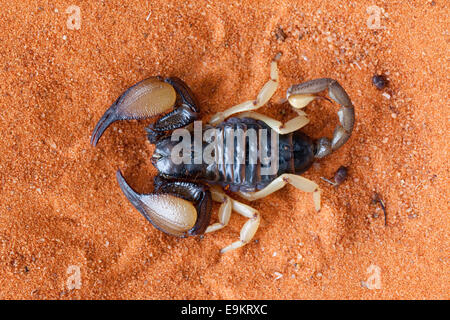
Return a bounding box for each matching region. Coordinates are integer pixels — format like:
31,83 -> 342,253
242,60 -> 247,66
206,117 -> 315,193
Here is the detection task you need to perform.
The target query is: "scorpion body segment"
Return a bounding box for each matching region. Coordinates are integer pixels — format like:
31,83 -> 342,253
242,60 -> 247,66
91,54 -> 355,253
152,117 -> 315,193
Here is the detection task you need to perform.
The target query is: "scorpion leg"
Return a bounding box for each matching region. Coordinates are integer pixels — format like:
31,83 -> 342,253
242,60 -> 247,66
91,77 -> 199,146
206,186 -> 260,253
287,78 -> 355,158
237,111 -> 309,134
238,174 -> 321,211
204,186 -> 233,233
209,53 -> 282,125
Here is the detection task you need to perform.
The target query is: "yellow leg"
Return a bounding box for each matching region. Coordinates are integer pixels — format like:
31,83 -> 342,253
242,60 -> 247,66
238,174 -> 321,211
209,53 -> 282,125
237,111 -> 309,135
205,186 -> 261,253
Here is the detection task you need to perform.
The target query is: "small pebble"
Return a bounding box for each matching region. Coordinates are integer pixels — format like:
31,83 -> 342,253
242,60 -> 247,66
334,166 -> 348,185
275,27 -> 287,41
372,74 -> 388,89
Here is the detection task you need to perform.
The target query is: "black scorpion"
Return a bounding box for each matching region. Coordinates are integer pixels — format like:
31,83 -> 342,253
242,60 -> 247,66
90,54 -> 355,253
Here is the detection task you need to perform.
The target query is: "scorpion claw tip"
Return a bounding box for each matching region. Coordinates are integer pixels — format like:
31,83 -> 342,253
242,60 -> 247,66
115,169 -> 144,212
116,169 -> 126,186
90,107 -> 118,147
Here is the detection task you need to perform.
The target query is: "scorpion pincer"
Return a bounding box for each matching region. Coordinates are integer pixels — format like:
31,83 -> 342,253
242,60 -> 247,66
90,53 -> 355,253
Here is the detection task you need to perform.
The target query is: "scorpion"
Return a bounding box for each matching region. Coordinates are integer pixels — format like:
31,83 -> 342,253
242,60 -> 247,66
90,54 -> 355,253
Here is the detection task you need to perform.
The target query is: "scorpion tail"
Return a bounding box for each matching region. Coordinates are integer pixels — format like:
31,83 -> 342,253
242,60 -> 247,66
287,78 -> 355,158
90,77 -> 177,146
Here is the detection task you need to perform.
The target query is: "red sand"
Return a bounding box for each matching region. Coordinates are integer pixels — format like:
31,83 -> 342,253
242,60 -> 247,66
0,0 -> 448,299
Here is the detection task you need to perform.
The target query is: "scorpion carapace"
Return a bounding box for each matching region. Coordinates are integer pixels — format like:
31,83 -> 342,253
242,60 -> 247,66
91,54 -> 355,253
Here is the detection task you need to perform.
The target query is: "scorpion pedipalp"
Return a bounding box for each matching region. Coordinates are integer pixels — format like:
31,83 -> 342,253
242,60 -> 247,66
116,170 -> 212,237
90,77 -> 177,146
287,78 -> 355,158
